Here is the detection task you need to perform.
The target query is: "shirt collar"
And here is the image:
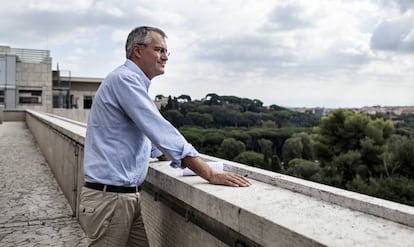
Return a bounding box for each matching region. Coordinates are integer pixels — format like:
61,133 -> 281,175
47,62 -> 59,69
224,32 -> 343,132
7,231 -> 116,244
124,59 -> 151,90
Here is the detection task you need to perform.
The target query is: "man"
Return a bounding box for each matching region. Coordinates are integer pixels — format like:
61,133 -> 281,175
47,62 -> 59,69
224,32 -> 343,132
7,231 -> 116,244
79,26 -> 251,246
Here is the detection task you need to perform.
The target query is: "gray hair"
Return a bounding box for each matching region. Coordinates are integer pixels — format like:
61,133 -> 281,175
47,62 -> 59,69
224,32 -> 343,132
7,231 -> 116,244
125,26 -> 167,59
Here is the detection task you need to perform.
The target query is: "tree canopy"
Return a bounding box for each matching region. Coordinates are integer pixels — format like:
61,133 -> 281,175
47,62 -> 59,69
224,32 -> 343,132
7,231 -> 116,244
157,94 -> 414,206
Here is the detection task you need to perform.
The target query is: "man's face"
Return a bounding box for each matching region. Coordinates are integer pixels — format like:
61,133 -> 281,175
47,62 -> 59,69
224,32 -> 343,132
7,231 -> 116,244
135,31 -> 169,80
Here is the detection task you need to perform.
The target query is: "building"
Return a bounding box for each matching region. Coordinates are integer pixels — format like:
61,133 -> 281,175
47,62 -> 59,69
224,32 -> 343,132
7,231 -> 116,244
154,95 -> 169,109
0,45 -> 102,121
52,70 -> 102,110
0,46 -> 52,112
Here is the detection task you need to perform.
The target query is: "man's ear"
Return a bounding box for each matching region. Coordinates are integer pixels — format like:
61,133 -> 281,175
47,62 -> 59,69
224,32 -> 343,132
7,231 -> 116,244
132,45 -> 142,59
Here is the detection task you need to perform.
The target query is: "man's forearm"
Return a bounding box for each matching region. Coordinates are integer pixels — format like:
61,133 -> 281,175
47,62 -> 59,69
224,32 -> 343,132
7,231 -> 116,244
181,156 -> 251,187
182,156 -> 213,182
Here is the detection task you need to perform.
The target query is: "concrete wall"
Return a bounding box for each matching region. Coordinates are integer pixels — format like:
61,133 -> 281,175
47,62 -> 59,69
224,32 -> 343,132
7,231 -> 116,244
25,111 -> 84,215
16,60 -> 53,112
0,54 -> 17,109
23,110 -> 414,247
3,109 -> 25,121
51,109 -> 90,123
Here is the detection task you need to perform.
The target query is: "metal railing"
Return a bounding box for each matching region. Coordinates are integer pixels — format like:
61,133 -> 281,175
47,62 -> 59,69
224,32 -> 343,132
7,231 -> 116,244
0,47 -> 50,63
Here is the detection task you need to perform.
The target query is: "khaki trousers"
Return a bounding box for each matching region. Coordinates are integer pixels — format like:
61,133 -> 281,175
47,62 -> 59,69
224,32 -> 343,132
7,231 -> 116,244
79,187 -> 149,247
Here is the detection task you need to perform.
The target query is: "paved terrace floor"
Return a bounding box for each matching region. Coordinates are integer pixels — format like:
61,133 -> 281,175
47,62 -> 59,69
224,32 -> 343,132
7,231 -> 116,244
0,121 -> 87,246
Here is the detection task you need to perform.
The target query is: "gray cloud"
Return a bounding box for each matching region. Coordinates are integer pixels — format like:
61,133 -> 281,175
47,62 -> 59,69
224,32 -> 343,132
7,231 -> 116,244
195,35 -> 295,61
299,46 -> 372,76
377,0 -> 414,12
265,4 -> 312,31
370,14 -> 414,53
0,2 -> 155,44
192,30 -> 373,80
191,34 -> 298,77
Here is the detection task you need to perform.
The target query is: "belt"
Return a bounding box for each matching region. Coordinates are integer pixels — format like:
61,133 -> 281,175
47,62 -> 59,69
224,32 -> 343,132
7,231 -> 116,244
84,182 -> 142,193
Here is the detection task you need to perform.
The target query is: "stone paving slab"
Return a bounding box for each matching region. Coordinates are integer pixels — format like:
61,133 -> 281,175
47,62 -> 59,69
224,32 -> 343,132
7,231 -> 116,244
0,121 -> 87,246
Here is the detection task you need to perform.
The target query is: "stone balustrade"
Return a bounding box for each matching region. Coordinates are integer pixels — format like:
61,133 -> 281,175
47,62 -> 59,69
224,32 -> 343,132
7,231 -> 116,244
16,109 -> 414,247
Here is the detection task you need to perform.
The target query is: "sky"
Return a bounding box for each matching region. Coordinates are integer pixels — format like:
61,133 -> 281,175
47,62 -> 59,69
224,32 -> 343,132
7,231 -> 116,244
1,0 -> 413,108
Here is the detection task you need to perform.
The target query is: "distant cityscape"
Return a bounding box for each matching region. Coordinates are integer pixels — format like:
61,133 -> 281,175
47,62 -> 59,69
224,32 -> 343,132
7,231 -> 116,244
288,105 -> 414,116
156,95 -> 414,117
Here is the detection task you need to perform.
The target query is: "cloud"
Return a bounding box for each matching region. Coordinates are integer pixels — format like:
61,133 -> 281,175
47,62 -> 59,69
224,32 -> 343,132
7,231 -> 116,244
265,3 -> 313,31
1,0 -> 413,107
193,34 -> 296,74
0,0 -> 159,45
187,0 -> 372,77
377,0 -> 414,13
370,12 -> 414,53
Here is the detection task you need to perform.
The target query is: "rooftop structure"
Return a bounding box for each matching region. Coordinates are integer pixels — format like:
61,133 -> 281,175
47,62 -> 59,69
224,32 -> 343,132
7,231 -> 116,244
0,45 -> 103,122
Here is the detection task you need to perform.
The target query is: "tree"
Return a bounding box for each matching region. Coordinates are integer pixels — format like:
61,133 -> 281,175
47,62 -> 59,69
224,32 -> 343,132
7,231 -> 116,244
313,110 -> 368,158
285,159 -> 322,182
227,129 -> 251,144
282,137 -> 303,164
203,131 -> 226,155
155,94 -> 165,101
165,96 -> 179,110
271,155 -> 282,172
381,135 -> 414,178
162,110 -> 184,127
347,176 -> 414,206
243,111 -> 261,127
218,138 -> 246,160
269,104 -> 285,111
257,138 -> 273,168
182,131 -> 204,149
177,94 -> 192,102
293,132 -> 313,160
226,110 -> 244,127
262,120 -> 276,128
312,109 -> 394,187
234,151 -> 265,168
330,150 -> 362,187
204,93 -> 222,105
186,112 -> 213,127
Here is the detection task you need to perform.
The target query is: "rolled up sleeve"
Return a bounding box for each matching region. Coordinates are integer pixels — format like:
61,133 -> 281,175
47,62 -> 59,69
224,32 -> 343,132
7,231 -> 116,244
169,143 -> 199,168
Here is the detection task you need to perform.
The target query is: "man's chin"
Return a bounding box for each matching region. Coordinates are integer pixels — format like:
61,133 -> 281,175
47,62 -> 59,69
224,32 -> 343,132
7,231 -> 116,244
153,71 -> 165,78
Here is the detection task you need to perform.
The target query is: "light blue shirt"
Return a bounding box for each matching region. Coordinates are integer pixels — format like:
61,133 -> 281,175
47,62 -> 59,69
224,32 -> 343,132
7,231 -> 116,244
83,59 -> 199,186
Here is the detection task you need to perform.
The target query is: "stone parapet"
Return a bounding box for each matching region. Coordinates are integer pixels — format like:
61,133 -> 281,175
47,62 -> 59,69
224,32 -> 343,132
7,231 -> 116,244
23,110 -> 414,247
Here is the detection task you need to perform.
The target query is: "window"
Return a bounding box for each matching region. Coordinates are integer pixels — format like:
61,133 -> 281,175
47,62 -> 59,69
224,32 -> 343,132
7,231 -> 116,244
19,89 -> 42,104
53,94 -> 60,108
83,95 -> 94,109
53,94 -> 69,108
0,90 -> 4,104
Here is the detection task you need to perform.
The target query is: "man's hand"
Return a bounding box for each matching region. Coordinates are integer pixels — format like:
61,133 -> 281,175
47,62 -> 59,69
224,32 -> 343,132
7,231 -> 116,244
208,172 -> 251,187
182,156 -> 251,187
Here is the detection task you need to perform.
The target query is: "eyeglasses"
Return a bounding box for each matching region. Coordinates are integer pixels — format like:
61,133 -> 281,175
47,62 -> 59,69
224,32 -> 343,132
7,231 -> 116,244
138,43 -> 170,57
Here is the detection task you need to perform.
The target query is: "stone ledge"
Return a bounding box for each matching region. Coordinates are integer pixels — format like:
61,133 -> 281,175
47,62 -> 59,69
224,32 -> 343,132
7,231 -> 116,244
26,110 -> 86,144
24,110 -> 414,246
146,159 -> 414,247
208,154 -> 414,228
